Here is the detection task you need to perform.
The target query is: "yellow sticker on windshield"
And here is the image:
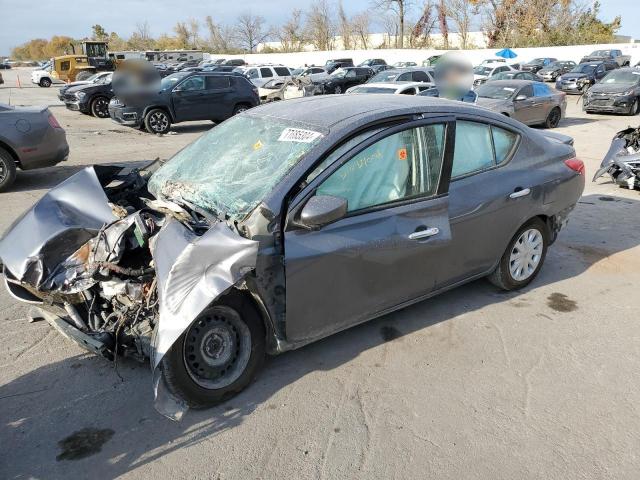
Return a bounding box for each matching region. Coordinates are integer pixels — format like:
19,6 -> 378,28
253,140 -> 263,151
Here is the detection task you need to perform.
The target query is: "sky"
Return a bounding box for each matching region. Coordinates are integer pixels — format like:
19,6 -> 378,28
1,0 -> 638,56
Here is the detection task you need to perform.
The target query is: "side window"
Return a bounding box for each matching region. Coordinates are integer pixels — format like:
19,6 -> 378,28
452,121 -> 519,178
274,67 -> 290,76
399,87 -> 416,95
260,68 -> 273,78
397,73 -> 411,81
518,85 -> 534,98
533,83 -> 550,96
177,76 -> 205,91
316,124 -> 446,212
206,76 -> 230,89
346,70 -> 357,78
246,69 -> 258,79
412,71 -> 429,82
60,61 -> 70,71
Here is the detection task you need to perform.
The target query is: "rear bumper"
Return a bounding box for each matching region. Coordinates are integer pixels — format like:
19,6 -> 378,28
18,130 -> 69,170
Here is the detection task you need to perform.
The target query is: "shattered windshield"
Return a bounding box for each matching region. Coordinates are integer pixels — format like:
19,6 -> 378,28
601,70 -> 640,84
148,115 -> 325,219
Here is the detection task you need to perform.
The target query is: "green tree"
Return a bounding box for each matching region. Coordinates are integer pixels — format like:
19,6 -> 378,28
92,24 -> 108,41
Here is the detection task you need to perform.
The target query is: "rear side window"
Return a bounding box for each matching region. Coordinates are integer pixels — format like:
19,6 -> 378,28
411,71 -> 430,82
452,121 -> 518,178
274,67 -> 290,76
260,68 -> 273,78
206,76 -> 231,89
397,72 -> 411,81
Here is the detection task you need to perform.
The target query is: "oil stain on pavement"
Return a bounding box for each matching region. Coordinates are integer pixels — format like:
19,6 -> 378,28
56,427 -> 115,461
547,293 -> 578,313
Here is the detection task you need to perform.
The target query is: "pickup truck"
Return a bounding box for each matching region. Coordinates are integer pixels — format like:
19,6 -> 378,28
580,49 -> 631,67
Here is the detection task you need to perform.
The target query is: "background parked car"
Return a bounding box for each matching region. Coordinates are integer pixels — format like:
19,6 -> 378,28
0,63 -> 11,70
358,58 -> 388,73
580,49 -> 631,67
109,71 -> 259,134
537,61 -> 577,81
61,72 -> 114,118
240,65 -> 292,87
258,78 -> 287,102
583,68 -> 640,115
318,67 -> 374,94
487,71 -> 541,82
367,67 -> 434,84
57,71 -> 112,101
473,64 -> 517,87
556,61 -> 618,94
521,58 -> 557,74
0,103 -> 69,191
223,59 -> 246,67
475,80 -> 566,128
346,82 -> 433,95
296,66 -> 329,82
324,58 -> 354,73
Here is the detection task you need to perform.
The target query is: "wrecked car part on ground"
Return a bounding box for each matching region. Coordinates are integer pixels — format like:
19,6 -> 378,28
0,96 -> 584,420
593,125 -> 640,189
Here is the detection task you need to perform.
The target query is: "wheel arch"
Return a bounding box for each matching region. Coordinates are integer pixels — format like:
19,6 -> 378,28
0,139 -> 20,168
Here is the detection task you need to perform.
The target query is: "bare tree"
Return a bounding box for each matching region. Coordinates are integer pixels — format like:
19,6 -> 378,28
373,0 -> 412,48
337,2 -> 353,50
236,13 -> 271,53
437,0 -> 449,48
205,16 -> 238,53
445,0 -> 477,48
410,1 -> 437,47
279,9 -> 307,52
351,12 -> 372,49
306,0 -> 336,51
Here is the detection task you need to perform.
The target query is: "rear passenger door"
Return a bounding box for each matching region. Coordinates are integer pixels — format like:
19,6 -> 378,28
438,120 -> 527,286
201,75 -> 234,121
512,84 -> 537,124
532,82 -> 554,122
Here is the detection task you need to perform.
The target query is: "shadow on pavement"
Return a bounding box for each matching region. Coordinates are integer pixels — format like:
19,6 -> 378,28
0,192 -> 638,478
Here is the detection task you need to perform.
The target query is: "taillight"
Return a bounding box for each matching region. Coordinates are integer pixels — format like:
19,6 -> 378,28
48,113 -> 62,129
564,158 -> 585,175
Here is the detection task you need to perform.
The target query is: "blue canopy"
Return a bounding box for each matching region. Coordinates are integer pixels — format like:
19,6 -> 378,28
495,48 -> 517,59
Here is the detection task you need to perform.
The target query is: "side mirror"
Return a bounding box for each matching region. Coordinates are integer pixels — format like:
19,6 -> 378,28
299,195 -> 347,228
515,94 -> 527,101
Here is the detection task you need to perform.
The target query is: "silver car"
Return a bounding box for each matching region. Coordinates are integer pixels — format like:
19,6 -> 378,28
475,80 -> 567,128
0,95 -> 584,418
0,104 -> 69,191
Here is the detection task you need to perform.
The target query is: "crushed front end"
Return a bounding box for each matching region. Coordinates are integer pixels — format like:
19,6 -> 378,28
593,125 -> 640,189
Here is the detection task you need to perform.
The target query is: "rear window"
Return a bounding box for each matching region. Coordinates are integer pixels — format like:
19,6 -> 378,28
274,67 -> 290,76
260,68 -> 273,78
206,76 -> 231,89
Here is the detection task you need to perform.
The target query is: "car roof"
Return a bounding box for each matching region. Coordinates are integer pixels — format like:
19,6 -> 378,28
248,94 -> 509,130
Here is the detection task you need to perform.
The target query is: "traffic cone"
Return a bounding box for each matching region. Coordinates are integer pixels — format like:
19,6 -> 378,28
16,74 -> 21,88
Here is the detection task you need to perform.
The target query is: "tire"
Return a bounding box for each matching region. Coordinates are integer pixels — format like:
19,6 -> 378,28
75,71 -> 94,81
0,148 -> 17,192
39,78 -> 51,88
232,103 -> 250,115
627,98 -> 639,116
144,109 -> 171,134
161,304 -> 266,408
544,107 -> 561,128
488,218 -> 549,291
90,96 -> 110,118
333,85 -> 342,94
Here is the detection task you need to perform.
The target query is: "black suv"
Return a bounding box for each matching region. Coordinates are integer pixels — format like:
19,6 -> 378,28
109,72 -> 259,134
62,72 -> 114,118
325,58 -> 354,74
318,67 -> 374,94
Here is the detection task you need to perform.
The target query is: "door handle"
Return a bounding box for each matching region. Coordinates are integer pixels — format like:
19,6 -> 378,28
509,188 -> 531,199
408,227 -> 440,240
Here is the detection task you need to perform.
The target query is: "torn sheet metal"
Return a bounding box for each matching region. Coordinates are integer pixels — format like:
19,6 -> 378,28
593,125 -> 640,189
149,217 -> 258,420
0,167 -> 117,287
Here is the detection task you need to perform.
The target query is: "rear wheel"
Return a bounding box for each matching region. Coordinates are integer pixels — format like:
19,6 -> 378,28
232,103 -> 250,115
0,148 -> 17,192
544,107 -> 561,128
161,304 -> 265,408
90,96 -> 110,118
39,78 -> 51,88
144,109 -> 171,134
488,218 -> 549,291
627,98 -> 639,116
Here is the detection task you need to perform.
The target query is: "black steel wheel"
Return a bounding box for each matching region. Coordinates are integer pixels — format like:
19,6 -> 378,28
544,107 -> 561,128
161,304 -> 265,408
90,96 -> 110,118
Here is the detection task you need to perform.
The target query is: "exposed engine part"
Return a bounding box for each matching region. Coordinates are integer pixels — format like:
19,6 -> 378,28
593,125 -> 640,190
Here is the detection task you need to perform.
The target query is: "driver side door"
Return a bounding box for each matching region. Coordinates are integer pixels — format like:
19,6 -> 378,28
172,75 -> 208,121
283,119 -> 454,343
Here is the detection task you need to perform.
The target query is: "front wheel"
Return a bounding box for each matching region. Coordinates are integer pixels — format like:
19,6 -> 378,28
161,305 -> 265,408
627,98 -> 639,116
488,218 -> 549,291
544,107 -> 561,128
333,85 -> 342,94
39,78 -> 51,88
90,96 -> 110,118
144,109 -> 171,134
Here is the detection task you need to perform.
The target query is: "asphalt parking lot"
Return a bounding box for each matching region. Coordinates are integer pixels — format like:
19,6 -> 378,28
1,67 -> 640,479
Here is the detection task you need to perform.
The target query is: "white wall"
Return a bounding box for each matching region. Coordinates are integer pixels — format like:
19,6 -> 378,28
210,42 -> 640,68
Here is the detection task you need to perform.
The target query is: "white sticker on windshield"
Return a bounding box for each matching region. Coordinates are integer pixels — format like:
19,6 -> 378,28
503,87 -> 516,91
278,128 -> 323,143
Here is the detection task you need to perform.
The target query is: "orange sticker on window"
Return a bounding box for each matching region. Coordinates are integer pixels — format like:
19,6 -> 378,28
398,148 -> 407,160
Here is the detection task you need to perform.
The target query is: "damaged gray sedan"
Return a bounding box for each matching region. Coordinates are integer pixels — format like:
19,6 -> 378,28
0,96 -> 585,419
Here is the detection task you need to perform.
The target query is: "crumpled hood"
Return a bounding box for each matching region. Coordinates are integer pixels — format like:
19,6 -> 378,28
588,83 -> 634,95
562,73 -> 588,81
